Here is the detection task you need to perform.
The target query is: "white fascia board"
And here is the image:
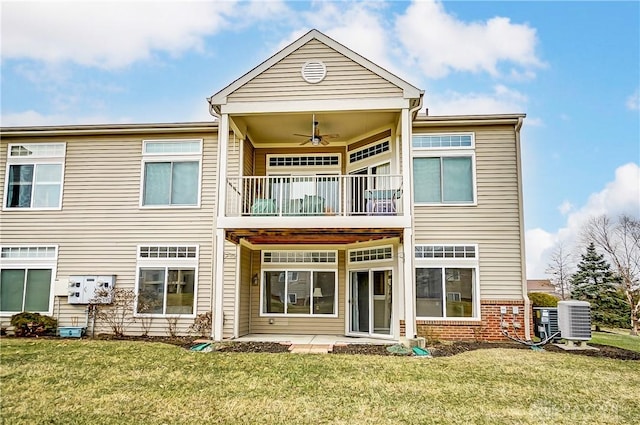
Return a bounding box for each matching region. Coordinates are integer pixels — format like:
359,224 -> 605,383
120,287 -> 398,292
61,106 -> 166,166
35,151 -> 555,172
217,215 -> 412,229
220,98 -> 411,115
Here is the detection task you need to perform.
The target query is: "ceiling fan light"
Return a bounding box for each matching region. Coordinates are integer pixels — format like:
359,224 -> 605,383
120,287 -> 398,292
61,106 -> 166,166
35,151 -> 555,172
311,137 -> 321,146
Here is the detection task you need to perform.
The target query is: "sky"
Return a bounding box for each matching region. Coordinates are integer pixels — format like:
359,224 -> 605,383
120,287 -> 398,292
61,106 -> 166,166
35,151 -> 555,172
1,0 -> 639,278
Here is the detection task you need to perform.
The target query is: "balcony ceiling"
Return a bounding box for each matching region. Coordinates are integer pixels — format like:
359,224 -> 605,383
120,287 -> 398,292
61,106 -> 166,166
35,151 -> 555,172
226,228 -> 403,245
232,111 -> 398,145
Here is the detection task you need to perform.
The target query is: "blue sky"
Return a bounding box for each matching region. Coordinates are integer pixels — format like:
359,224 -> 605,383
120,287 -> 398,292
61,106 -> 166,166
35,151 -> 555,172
1,0 -> 639,277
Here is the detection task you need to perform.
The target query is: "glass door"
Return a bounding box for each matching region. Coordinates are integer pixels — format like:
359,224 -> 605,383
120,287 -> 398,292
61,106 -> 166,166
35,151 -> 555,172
349,269 -> 392,337
349,271 -> 369,334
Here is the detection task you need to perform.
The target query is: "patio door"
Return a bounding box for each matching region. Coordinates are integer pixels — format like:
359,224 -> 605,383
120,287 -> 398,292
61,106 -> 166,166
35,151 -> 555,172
348,269 -> 392,337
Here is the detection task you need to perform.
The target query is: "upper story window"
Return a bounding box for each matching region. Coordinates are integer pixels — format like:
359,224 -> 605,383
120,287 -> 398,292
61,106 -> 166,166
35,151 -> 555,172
141,140 -> 202,207
349,140 -> 390,164
412,134 -> 473,149
0,245 -> 57,315
4,143 -> 66,210
412,133 -> 475,205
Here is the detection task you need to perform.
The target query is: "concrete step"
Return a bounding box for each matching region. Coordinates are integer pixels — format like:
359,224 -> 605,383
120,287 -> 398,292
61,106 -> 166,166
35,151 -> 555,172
288,343 -> 333,354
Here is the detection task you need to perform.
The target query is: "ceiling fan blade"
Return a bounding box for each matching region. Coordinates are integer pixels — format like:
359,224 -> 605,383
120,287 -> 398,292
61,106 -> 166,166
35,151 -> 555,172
299,140 -> 310,145
321,133 -> 340,139
321,140 -> 330,146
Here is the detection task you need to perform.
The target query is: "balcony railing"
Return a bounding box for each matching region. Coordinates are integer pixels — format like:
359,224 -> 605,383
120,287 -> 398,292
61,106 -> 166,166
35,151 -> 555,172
225,175 -> 403,217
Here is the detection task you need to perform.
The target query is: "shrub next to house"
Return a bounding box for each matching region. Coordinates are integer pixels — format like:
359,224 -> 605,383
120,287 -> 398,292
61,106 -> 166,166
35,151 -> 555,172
10,312 -> 57,337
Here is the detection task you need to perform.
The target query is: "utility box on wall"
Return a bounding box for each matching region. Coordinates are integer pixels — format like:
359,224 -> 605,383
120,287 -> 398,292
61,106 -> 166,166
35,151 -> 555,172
68,275 -> 115,304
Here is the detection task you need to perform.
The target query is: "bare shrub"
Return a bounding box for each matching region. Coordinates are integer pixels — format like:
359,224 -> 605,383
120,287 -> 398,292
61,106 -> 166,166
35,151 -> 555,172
92,288 -> 136,337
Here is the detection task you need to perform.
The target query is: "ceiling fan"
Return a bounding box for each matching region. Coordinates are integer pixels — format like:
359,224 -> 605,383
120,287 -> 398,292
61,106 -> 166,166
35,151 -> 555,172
295,115 -> 339,146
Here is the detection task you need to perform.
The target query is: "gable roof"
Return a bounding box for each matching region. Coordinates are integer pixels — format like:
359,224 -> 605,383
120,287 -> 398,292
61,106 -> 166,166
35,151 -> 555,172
208,29 -> 423,114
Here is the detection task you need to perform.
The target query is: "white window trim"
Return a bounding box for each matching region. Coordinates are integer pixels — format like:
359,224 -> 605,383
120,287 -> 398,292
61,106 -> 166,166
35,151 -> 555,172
139,139 -> 203,209
348,245 -> 394,264
412,132 -> 475,150
411,150 -> 477,206
0,245 -> 58,316
262,250 -> 338,265
348,138 -> 393,165
259,267 -> 339,318
3,143 -> 66,211
266,153 -> 342,175
134,244 -> 199,318
415,243 -> 480,321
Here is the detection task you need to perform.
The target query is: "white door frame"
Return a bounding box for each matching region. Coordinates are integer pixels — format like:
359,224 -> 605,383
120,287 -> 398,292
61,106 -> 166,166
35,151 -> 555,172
345,266 -> 395,339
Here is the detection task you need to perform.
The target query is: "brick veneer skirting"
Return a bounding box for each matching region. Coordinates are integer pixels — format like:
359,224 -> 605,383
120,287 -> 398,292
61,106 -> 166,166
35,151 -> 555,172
403,299 -> 533,342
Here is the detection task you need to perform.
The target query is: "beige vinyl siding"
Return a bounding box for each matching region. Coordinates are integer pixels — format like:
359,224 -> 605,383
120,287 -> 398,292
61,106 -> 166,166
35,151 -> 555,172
228,40 -> 403,103
237,245 -> 251,336
412,125 -> 524,300
0,133 -> 218,336
249,250 -> 346,335
222,241 -> 237,338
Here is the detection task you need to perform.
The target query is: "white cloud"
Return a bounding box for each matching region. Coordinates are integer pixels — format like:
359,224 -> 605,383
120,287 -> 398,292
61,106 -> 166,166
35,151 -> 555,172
0,110 -> 127,127
626,89 -> 639,111
395,0 -> 544,79
558,201 -> 574,215
1,1 -> 291,69
428,84 -> 527,115
526,162 -> 640,278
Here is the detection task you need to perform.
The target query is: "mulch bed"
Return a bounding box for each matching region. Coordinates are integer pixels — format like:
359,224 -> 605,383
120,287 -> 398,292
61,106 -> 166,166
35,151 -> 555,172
5,334 -> 637,360
333,341 -> 639,360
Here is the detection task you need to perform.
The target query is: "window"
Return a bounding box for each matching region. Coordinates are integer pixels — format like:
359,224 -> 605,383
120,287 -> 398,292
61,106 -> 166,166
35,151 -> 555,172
5,143 -> 65,209
415,244 -> 479,319
349,246 -> 393,263
262,270 -> 337,316
349,141 -> 390,163
0,245 -> 57,314
135,245 -> 197,316
141,140 -> 201,207
413,156 -> 474,203
415,268 -> 475,318
413,134 -> 472,149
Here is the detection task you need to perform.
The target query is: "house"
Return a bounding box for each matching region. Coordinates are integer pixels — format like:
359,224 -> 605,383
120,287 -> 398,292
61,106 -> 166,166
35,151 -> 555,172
0,29 -> 529,342
527,279 -> 558,296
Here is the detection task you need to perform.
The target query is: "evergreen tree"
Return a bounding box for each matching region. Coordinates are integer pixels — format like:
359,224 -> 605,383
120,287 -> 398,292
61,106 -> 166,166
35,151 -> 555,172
570,242 -> 627,330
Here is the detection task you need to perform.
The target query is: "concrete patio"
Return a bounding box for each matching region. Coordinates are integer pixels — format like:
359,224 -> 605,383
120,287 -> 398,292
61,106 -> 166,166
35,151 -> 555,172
231,334 -> 396,354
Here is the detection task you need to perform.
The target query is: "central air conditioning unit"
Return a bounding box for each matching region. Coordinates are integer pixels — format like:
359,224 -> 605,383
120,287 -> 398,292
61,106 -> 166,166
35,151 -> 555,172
558,300 -> 591,341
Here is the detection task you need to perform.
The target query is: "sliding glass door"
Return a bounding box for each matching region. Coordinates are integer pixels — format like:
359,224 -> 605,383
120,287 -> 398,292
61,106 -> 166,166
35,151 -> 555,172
349,269 -> 392,337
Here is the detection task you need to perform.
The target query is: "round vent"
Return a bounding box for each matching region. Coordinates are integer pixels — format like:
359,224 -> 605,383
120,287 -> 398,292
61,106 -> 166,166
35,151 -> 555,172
301,61 -> 327,84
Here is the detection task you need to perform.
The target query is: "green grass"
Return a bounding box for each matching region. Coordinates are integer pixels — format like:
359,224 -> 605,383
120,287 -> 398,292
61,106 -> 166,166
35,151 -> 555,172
1,339 -> 639,424
592,329 -> 640,352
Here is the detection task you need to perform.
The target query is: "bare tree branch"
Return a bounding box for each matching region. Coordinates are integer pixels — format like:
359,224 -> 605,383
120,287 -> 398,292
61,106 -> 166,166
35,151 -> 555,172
583,214 -> 640,335
545,242 -> 574,300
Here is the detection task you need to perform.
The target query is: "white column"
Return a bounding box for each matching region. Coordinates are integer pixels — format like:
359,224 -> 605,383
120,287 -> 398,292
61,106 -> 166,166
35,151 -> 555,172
403,227 -> 416,339
213,229 -> 225,341
212,114 -> 230,341
398,107 -> 416,338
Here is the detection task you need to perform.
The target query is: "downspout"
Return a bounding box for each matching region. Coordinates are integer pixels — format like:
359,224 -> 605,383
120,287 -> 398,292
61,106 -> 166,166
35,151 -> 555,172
208,98 -> 221,340
401,94 -> 424,340
515,116 -> 531,340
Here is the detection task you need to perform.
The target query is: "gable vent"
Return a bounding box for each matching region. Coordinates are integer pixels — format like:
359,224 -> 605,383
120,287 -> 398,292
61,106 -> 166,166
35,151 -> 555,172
301,61 -> 327,84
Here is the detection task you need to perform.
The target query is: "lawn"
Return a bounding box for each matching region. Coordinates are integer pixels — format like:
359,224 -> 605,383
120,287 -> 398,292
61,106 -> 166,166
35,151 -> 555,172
592,329 -> 640,352
1,339 -> 639,425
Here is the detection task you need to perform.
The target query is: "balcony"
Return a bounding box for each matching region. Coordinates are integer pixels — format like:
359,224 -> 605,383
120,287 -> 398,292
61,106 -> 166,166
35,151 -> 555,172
225,175 -> 403,218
